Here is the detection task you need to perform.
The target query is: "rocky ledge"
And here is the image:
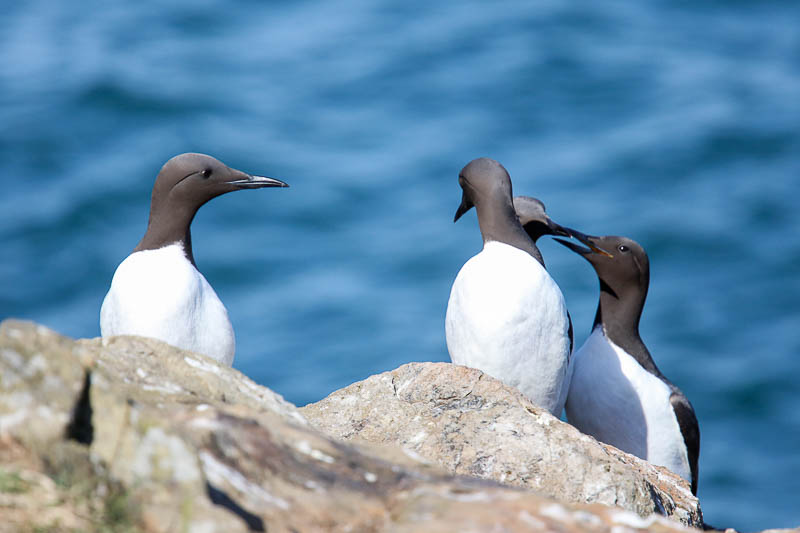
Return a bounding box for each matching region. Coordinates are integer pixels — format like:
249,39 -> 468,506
0,319 -> 733,532
302,362 -> 700,524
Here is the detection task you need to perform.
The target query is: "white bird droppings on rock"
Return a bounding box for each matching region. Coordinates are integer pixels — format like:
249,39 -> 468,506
518,510 -> 547,529
1,348 -> 24,369
183,356 -> 219,374
409,430 -> 428,444
295,440 -> 336,464
539,503 -> 572,523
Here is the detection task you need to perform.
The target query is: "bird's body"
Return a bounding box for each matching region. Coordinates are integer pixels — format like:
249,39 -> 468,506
444,160 -> 596,416
101,243 -> 236,365
100,153 -> 287,365
558,235 -> 699,493
446,240 -> 570,413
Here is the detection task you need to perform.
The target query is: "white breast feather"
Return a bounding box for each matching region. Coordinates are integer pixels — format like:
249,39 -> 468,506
100,244 -> 235,365
445,241 -> 571,415
565,328 -> 691,483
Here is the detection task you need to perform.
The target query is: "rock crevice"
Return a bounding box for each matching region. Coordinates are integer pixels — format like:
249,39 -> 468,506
65,370 -> 93,445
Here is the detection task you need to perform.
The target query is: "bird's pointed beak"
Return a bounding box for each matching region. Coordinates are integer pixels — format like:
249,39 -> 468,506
454,191 -> 473,222
228,170 -> 289,189
559,228 -> 614,257
554,237 -> 592,255
545,217 -> 572,238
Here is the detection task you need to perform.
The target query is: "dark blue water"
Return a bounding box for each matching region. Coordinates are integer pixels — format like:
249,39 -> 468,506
2,1 -> 799,529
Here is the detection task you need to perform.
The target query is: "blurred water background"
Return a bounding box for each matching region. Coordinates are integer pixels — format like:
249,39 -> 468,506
2,1 -> 799,529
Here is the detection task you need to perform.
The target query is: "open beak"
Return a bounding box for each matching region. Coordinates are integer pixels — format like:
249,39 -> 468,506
554,238 -> 592,255
454,191 -> 473,222
228,171 -> 289,189
546,218 -> 572,238
559,228 -> 613,257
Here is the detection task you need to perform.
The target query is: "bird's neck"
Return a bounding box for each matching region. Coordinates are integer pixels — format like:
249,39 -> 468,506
476,201 -> 544,266
593,280 -> 661,376
134,196 -> 197,266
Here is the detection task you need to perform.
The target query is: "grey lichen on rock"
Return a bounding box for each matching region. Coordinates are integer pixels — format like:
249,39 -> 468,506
0,319 -> 706,532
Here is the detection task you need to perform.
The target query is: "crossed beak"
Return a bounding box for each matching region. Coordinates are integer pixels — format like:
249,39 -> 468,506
556,229 -> 613,257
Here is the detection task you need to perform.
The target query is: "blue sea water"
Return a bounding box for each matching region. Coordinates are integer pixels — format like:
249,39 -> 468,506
2,1 -> 799,529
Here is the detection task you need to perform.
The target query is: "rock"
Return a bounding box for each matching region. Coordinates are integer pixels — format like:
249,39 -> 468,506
301,362 -> 703,527
1,320 -> 702,532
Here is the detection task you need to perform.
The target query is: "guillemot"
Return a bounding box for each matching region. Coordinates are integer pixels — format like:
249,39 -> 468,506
100,153 -> 288,366
556,235 -> 700,494
444,158 -> 595,416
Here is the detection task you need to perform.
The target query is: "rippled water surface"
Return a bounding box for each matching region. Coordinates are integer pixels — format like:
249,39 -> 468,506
2,1 -> 799,529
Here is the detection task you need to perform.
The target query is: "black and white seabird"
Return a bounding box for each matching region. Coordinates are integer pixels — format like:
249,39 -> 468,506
444,158 -> 597,416
556,235 -> 700,494
100,153 -> 288,366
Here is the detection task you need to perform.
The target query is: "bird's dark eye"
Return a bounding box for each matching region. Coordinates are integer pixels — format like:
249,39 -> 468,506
202,168 -> 212,178
618,245 -> 629,252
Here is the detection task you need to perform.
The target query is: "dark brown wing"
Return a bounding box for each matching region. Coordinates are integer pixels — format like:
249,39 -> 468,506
670,392 -> 700,495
